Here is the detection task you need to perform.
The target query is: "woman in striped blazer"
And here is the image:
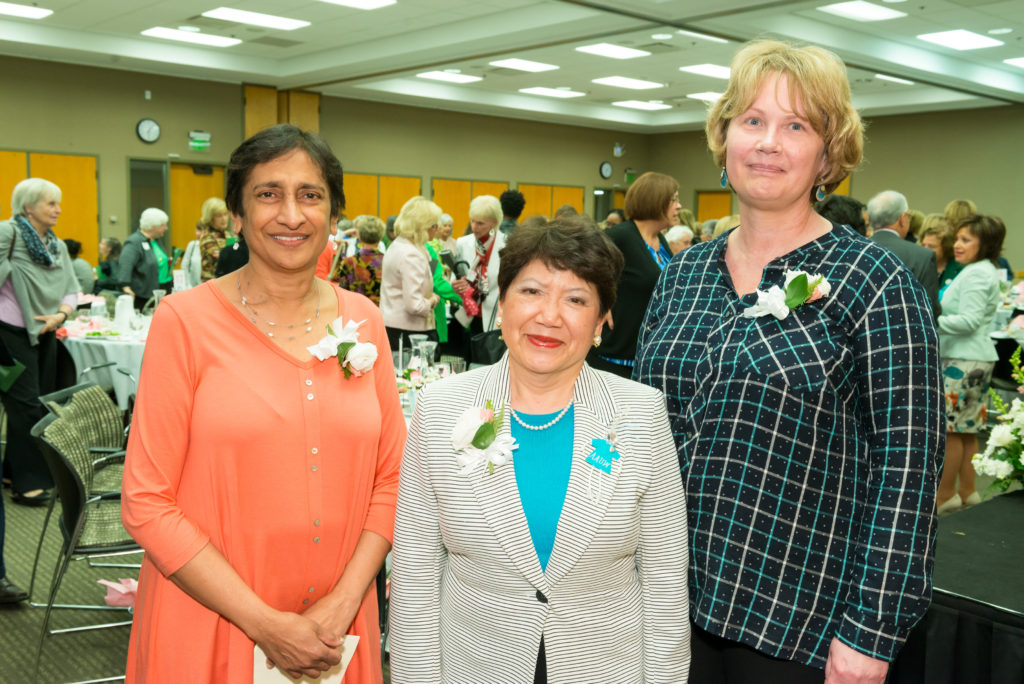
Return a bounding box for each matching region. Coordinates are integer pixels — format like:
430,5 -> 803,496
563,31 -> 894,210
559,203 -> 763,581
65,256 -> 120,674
389,218 -> 691,683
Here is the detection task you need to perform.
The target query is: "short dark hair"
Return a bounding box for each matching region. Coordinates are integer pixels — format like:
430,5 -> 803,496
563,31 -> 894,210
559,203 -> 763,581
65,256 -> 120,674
625,172 -> 678,222
225,124 -> 344,219
498,217 -> 624,315
554,204 -> 578,219
499,190 -> 526,220
64,238 -> 82,258
101,236 -> 122,262
955,214 -> 1005,265
814,194 -> 866,235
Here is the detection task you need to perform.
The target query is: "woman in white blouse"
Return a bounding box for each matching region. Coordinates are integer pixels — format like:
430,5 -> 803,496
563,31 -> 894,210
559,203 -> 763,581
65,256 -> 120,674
380,196 -> 440,350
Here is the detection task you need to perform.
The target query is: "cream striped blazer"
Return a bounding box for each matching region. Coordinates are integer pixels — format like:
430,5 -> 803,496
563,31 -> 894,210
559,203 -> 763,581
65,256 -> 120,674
389,358 -> 690,683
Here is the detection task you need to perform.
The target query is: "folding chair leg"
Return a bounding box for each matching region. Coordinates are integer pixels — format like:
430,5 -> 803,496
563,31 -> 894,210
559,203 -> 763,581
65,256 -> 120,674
34,545 -> 75,682
27,499 -> 57,602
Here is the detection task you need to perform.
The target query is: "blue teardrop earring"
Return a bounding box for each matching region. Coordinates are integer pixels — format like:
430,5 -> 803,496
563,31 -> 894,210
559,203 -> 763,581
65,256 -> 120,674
720,167 -> 728,188
816,184 -> 826,201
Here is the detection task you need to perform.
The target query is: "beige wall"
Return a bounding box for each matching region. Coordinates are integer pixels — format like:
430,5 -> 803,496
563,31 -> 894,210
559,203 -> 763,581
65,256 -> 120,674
3,55 -> 1021,265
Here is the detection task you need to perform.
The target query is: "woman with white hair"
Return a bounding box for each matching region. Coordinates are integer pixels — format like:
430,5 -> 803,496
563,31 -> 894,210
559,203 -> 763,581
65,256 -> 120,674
451,195 -> 506,362
665,224 -> 693,254
0,178 -> 79,511
119,207 -> 172,310
436,213 -> 457,254
381,196 -> 441,350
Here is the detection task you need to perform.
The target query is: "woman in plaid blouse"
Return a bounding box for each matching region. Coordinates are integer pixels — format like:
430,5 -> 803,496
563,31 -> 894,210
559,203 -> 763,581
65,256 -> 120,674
635,40 -> 942,684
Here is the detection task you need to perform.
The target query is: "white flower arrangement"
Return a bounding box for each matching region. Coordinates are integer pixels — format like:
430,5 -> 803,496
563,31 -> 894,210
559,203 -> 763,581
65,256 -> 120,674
743,269 -> 831,320
452,400 -> 518,475
976,348 -> 1024,491
307,316 -> 378,379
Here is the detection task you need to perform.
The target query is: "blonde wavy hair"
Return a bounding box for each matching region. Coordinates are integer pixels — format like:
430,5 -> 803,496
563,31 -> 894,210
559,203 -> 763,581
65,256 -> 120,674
705,40 -> 864,201
395,196 -> 441,246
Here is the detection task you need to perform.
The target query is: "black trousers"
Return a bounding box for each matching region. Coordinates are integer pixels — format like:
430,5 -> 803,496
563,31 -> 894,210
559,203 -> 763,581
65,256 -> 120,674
385,326 -> 438,353
689,623 -> 825,684
534,637 -> 546,684
0,320 -> 56,493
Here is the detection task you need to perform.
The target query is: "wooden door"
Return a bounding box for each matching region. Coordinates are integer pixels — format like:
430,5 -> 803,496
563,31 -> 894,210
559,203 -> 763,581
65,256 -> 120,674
169,163 -> 225,254
343,173 -> 379,220
0,151 -> 28,220
379,176 -> 421,222
552,186 -> 584,215
471,181 -> 508,200
29,153 -> 99,265
696,190 -> 733,224
614,190 -> 626,210
518,184 -> 552,220
432,179 -> 472,232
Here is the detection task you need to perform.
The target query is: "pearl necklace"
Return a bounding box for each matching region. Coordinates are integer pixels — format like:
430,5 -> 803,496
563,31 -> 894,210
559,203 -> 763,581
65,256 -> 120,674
510,400 -> 573,431
237,276 -> 321,341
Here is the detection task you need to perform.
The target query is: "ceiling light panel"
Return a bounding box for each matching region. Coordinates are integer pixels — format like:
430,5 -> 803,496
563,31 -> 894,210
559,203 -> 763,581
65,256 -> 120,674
141,27 -> 241,47
875,73 -> 914,85
318,0 -> 396,9
417,71 -> 482,83
816,1 -> 906,21
490,58 -> 558,72
680,64 -> 731,79
202,8 -> 310,31
687,92 -> 723,103
676,29 -> 728,44
519,87 -> 585,98
576,43 -> 651,59
1005,57 -> 1024,69
0,1 -> 52,19
917,30 -> 1004,51
592,76 -> 662,90
613,100 -> 672,110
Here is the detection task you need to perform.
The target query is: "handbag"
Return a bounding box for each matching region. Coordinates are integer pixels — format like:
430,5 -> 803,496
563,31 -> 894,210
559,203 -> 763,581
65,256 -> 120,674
469,303 -> 506,365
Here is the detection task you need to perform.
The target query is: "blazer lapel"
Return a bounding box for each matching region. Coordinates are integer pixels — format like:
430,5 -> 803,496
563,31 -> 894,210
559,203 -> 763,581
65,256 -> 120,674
543,364 -> 621,586
466,357 -> 549,592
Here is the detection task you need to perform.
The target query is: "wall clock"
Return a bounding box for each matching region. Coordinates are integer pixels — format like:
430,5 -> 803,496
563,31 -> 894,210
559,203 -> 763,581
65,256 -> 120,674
136,118 -> 161,143
599,161 -> 613,179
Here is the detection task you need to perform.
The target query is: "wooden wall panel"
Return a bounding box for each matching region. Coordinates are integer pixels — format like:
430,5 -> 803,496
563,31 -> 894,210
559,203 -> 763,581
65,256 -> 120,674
169,163 -> 226,254
280,91 -> 320,133
613,190 -> 626,210
471,181 -> 508,199
378,175 -> 421,221
834,176 -> 851,196
695,190 -> 733,223
0,150 -> 28,220
28,153 -> 99,265
552,186 -> 584,214
343,173 -> 379,219
244,85 -> 278,139
518,184 -> 552,220
432,179 -> 472,233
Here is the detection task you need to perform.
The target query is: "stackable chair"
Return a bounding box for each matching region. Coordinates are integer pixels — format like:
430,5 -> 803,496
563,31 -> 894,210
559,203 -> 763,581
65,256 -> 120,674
28,410 -> 140,682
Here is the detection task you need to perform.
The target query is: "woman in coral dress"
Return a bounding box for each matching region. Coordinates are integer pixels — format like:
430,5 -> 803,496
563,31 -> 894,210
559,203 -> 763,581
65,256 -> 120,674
122,124 -> 404,683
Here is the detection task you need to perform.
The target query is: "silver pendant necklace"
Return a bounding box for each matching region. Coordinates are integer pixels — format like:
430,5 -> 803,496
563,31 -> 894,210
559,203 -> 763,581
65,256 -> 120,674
236,276 -> 321,341
510,400 -> 573,431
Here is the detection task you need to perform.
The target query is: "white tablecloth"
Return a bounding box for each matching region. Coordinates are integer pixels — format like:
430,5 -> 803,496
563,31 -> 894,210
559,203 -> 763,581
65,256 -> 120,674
63,337 -> 145,410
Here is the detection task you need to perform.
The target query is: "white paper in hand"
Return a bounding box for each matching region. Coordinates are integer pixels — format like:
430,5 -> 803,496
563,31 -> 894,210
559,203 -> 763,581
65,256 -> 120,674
253,635 -> 359,683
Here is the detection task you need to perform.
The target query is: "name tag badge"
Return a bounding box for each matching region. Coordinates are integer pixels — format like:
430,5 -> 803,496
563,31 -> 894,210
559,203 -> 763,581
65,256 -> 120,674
586,438 -> 619,474
142,242 -> 151,251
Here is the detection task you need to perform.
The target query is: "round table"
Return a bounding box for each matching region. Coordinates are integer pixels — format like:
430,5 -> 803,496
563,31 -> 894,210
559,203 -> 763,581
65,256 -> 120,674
62,336 -> 145,410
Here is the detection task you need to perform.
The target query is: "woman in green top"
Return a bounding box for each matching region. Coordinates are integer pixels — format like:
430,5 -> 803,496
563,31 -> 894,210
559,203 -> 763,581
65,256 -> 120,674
919,214 -> 962,299
119,208 -> 172,310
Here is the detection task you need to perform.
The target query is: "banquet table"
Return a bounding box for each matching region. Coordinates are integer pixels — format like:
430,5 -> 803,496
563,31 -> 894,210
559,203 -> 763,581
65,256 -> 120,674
62,335 -> 145,410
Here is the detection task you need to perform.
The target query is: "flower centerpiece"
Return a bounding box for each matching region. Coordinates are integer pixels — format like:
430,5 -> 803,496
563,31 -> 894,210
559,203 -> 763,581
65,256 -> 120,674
978,347 -> 1024,491
451,400 -> 518,474
742,269 -> 831,320
307,317 -> 378,378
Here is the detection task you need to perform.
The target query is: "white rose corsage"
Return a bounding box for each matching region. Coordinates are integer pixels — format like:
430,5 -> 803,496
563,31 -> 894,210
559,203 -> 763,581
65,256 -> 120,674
452,400 -> 518,475
742,269 -> 831,320
307,316 -> 378,379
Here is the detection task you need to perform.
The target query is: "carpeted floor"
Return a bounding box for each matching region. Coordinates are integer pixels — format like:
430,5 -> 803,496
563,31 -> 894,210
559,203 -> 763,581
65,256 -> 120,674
0,487 -> 141,684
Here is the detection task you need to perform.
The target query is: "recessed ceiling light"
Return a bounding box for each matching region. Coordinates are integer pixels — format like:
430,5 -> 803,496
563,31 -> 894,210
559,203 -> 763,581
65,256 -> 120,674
202,7 -> 310,31
676,29 -> 728,44
687,91 -> 724,103
989,28 -> 1013,35
519,87 -> 586,98
576,43 -> 651,59
1005,57 -> 1024,69
592,76 -> 662,90
141,27 -> 241,47
816,1 -> 906,21
651,33 -> 673,40
875,73 -> 914,85
882,0 -> 907,2
680,63 -> 731,79
0,1 -> 52,19
318,0 -> 396,9
917,30 -> 1003,50
177,25 -> 201,32
490,58 -> 558,72
417,71 -> 482,84
613,100 -> 672,111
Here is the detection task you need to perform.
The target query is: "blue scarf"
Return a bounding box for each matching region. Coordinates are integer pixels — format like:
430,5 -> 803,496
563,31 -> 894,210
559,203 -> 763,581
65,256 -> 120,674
13,215 -> 59,268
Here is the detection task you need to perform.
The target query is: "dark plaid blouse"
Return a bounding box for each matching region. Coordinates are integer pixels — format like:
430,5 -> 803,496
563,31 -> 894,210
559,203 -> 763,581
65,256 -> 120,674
634,223 -> 943,668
